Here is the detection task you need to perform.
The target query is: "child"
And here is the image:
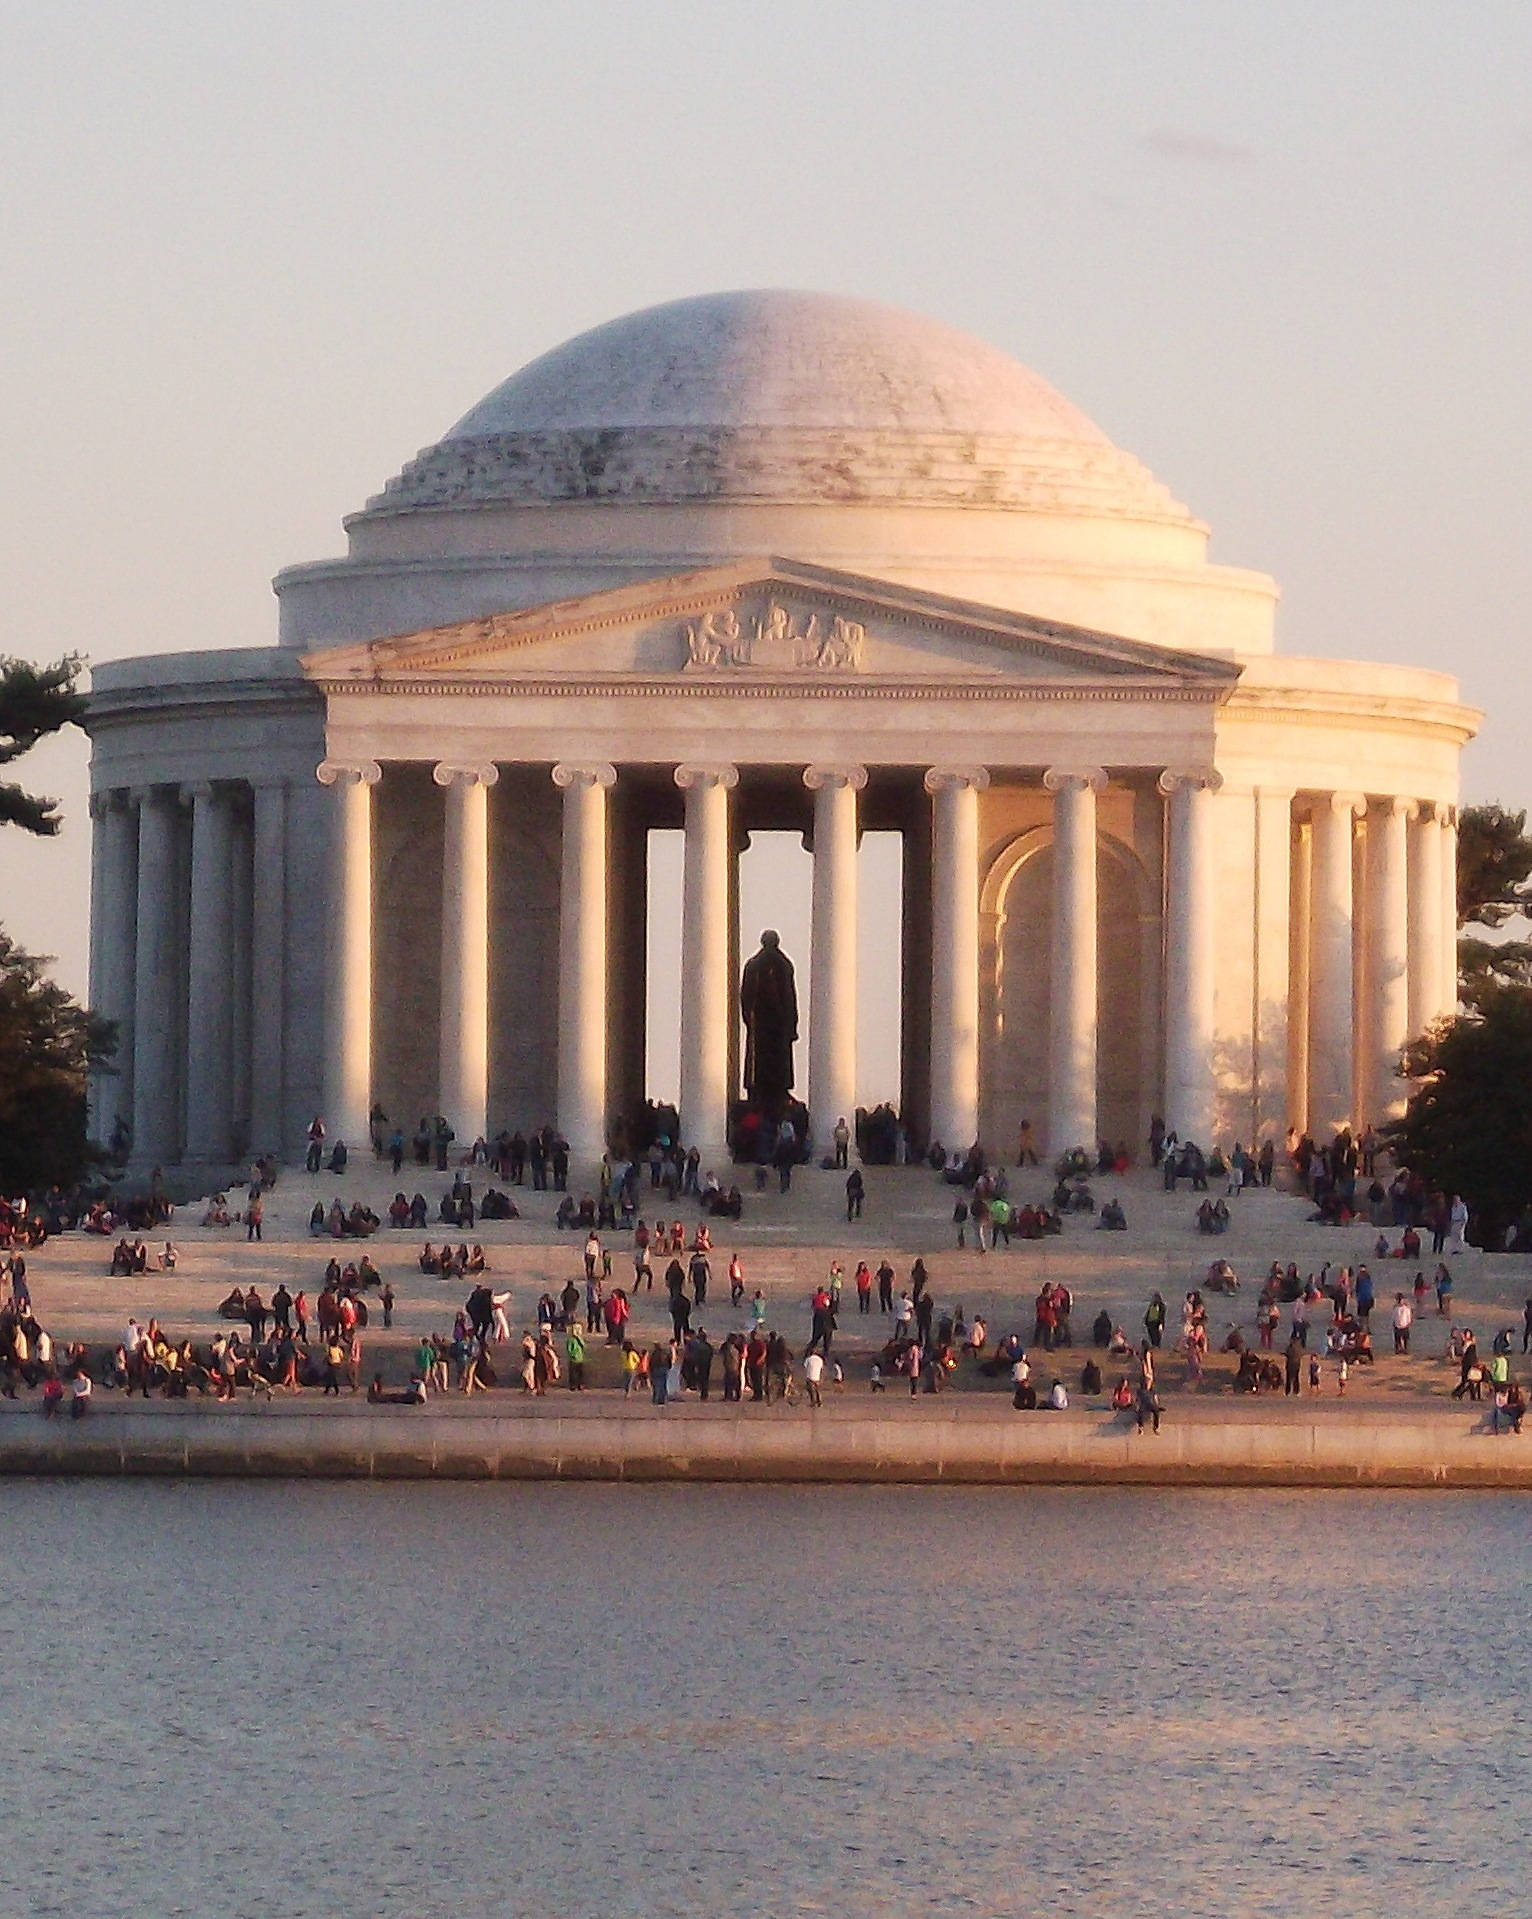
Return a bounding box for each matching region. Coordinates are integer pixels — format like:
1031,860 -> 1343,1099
1308,1352 -> 1321,1394
831,1360 -> 844,1393
1338,1356 -> 1349,1395
869,1362 -> 885,1393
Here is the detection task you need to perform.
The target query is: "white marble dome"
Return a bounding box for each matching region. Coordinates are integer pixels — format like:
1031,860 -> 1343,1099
278,288 -> 1280,656
442,289 -> 1114,440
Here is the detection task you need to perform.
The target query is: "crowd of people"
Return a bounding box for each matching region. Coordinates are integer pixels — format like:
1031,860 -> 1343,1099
5,1108 -> 1531,1440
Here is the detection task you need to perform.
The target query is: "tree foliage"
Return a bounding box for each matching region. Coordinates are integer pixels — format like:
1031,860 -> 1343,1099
1456,803 -> 1532,929
1458,936 -> 1532,1013
1389,984 -> 1532,1246
0,930 -> 114,1191
0,653 -> 86,835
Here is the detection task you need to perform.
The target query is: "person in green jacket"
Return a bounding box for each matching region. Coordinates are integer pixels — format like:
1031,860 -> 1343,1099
1144,1292 -> 1167,1349
565,1326 -> 587,1391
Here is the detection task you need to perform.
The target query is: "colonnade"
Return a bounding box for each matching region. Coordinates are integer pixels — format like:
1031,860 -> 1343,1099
310,757 -> 1238,1162
88,763 -> 1460,1171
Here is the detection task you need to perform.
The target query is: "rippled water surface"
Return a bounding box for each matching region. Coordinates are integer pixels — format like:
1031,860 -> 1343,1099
3,1483 -> 1530,1917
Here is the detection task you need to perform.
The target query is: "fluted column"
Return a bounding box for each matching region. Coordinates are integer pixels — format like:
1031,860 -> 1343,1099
184,782 -> 235,1163
804,764 -> 866,1142
1308,791 -> 1364,1134
1044,767 -> 1104,1154
1160,769 -> 1220,1144
925,766 -> 989,1152
434,762 -> 499,1144
88,790 -> 137,1146
1366,797 -> 1411,1122
676,763 -> 738,1162
131,786 -> 183,1164
317,759 -> 380,1151
553,762 -> 616,1160
249,781 -> 287,1152
1439,805 -> 1459,1018
1408,800 -> 1444,1037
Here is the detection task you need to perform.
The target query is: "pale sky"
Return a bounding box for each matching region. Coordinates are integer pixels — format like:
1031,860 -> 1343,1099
3,1 -> 1529,1099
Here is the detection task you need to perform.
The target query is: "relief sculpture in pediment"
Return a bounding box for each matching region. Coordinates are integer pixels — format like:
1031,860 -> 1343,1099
681,601 -> 865,672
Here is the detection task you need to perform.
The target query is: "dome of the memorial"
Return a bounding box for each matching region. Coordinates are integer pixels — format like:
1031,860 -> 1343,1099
442,288 -> 1113,441
362,289 -> 1190,525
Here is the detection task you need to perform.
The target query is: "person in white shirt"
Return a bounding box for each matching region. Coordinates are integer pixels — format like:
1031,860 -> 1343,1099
1392,1293 -> 1414,1353
803,1350 -> 825,1407
1048,1379 -> 1069,1410
70,1372 -> 92,1418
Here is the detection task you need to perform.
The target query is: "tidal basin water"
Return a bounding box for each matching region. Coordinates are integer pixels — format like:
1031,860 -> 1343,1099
4,1482 -> 1530,1918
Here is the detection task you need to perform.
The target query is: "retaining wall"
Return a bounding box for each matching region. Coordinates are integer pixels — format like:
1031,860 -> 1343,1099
0,1409 -> 1527,1487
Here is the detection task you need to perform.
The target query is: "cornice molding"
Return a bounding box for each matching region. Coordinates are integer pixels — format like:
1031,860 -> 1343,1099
311,674 -> 1227,706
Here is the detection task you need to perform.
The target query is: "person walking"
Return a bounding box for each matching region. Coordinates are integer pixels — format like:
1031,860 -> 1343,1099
246,1194 -> 263,1243
1392,1293 -> 1413,1354
845,1168 -> 865,1221
804,1348 -> 825,1407
1284,1332 -> 1303,1397
832,1117 -> 851,1170
1144,1292 -> 1166,1349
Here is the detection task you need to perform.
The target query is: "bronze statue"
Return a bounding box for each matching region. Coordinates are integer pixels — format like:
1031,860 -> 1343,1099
740,929 -> 798,1109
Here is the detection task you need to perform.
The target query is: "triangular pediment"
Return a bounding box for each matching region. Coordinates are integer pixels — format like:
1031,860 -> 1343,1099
303,558 -> 1241,693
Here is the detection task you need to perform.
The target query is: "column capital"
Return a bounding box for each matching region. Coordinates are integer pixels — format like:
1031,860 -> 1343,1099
180,780 -> 220,806
1043,765 -> 1106,794
1156,767 -> 1223,797
1373,794 -> 1415,820
317,758 -> 381,788
803,763 -> 868,793
433,761 -> 500,790
923,765 -> 990,796
88,788 -> 128,819
674,762 -> 739,792
128,782 -> 180,809
552,761 -> 616,791
1305,790 -> 1365,820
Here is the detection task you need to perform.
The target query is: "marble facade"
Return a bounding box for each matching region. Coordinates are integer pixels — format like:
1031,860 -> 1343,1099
85,292 -> 1478,1173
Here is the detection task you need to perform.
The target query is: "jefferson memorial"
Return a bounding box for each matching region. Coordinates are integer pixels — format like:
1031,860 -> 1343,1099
85,290 -> 1478,1173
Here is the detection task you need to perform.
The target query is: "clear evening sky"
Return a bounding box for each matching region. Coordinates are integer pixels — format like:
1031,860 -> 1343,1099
2,2 -> 1528,1103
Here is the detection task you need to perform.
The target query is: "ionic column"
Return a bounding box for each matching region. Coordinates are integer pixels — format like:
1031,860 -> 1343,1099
552,762 -> 616,1160
1160,769 -> 1220,1144
249,781 -> 287,1152
1366,797 -> 1411,1122
316,759 -> 380,1152
1439,805 -> 1459,1018
183,781 -> 235,1163
1044,767 -> 1104,1154
925,766 -> 989,1151
1407,800 -> 1443,1037
131,786 -> 183,1164
675,763 -> 738,1162
804,764 -> 867,1143
1308,791 -> 1364,1134
435,762 -> 499,1145
88,790 -> 137,1146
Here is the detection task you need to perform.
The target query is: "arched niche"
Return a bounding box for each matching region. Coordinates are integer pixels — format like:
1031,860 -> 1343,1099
980,824 -> 1155,1156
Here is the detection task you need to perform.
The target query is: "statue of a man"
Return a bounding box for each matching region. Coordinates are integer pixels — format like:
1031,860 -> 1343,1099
740,929 -> 798,1109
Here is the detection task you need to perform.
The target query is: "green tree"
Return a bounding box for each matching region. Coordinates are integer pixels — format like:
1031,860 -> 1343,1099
0,930 -> 114,1190
1455,805 -> 1532,1005
1456,803 -> 1532,927
0,653 -> 86,834
1389,984 -> 1532,1246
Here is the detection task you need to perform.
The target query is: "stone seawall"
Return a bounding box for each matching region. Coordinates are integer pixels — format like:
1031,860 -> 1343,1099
0,1409 -> 1529,1487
